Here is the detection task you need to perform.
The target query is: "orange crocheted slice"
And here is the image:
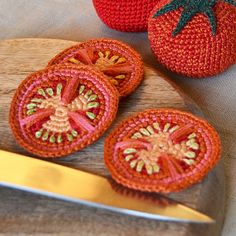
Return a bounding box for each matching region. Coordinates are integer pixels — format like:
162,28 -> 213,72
148,0 -> 236,78
48,38 -> 144,97
104,109 -> 221,193
9,64 -> 119,158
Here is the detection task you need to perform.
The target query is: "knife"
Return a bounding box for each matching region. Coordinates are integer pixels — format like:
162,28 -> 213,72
0,150 -> 213,223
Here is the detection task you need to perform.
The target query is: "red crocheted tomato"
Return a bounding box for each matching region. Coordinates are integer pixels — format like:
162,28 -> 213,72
48,39 -> 144,97
105,109 -> 221,193
92,0 -> 160,32
148,0 -> 236,78
9,65 -> 119,158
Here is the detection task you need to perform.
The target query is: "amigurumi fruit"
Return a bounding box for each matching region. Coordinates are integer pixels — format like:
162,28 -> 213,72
148,0 -> 236,78
93,0 -> 160,32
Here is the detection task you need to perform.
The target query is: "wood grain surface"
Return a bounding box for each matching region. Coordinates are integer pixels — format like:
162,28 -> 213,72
0,38 -> 224,236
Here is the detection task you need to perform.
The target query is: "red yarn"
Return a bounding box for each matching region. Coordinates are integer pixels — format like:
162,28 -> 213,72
93,0 -> 160,32
148,0 -> 236,78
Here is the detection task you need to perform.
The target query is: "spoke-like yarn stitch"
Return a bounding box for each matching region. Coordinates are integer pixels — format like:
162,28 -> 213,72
104,109 -> 221,193
48,38 -> 144,97
9,64 -> 119,158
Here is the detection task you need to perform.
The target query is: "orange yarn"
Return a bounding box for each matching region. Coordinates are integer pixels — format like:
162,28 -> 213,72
104,109 -> 221,193
93,0 -> 160,32
109,178 -> 175,206
9,64 -> 119,158
148,0 -> 236,78
48,38 -> 144,97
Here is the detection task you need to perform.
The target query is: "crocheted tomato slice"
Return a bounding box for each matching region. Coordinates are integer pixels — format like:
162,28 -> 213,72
10,64 -> 119,158
48,38 -> 144,97
105,109 -> 221,193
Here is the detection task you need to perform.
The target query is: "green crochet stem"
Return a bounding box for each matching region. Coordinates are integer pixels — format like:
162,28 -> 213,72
153,0 -> 236,36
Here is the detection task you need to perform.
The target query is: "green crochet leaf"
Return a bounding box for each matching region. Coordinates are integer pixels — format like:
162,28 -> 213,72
153,0 -> 236,36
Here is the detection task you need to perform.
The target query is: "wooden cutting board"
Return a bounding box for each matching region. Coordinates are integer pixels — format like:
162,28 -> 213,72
0,38 -> 224,236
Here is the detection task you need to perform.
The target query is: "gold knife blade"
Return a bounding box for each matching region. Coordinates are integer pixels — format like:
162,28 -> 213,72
0,150 -> 214,223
